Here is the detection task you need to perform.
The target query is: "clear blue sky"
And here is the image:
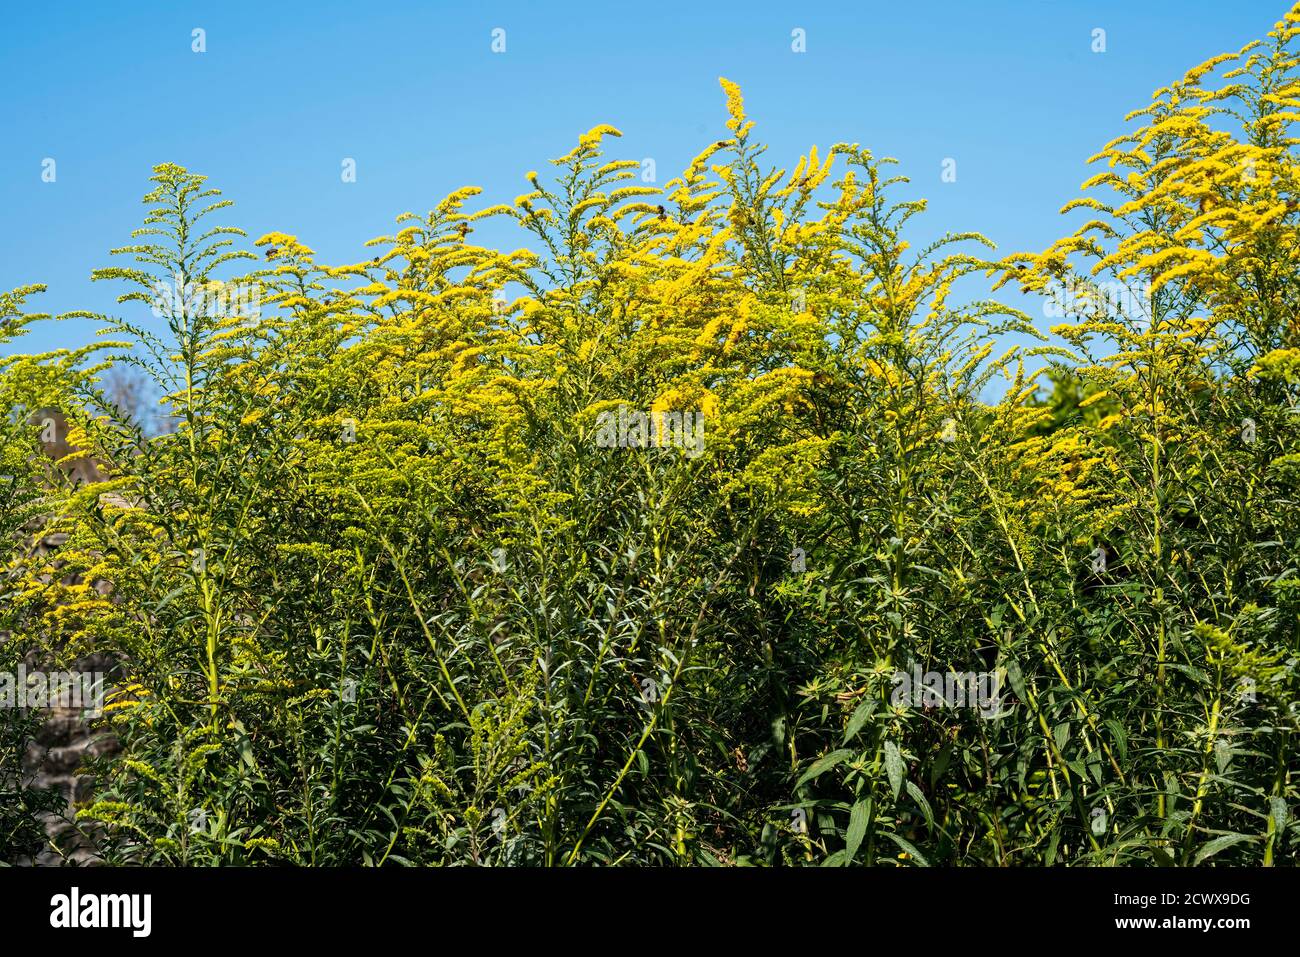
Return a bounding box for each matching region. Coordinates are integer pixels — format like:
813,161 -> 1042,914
0,0 -> 1285,357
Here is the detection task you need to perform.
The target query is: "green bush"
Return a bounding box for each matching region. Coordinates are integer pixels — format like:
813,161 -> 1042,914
2,17 -> 1298,866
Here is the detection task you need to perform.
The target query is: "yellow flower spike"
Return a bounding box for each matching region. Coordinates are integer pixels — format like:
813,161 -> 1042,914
579,124 -> 622,149
719,77 -> 746,133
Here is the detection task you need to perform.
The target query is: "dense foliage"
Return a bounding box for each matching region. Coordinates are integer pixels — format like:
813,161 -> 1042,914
0,287 -> 73,857
2,10 -> 1299,866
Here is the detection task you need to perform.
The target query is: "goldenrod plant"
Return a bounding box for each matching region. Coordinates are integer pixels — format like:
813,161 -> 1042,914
2,8 -> 1298,866
0,285 -> 94,860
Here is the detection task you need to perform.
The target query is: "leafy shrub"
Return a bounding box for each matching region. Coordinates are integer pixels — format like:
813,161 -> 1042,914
3,10 -> 1299,866
0,286 -> 83,862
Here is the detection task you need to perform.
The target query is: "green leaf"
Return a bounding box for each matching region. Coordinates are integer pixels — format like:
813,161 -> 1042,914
1005,659 -> 1027,702
1214,738 -> 1232,774
844,799 -> 870,863
1163,662 -> 1209,684
1193,833 -> 1254,865
905,781 -> 934,830
1270,797 -> 1288,834
884,740 -> 905,799
797,748 -> 854,788
843,697 -> 877,744
881,831 -> 929,866
1104,719 -> 1128,763
1149,845 -> 1177,867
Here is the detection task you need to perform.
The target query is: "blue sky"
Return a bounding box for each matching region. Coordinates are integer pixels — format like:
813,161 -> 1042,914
0,0 -> 1285,358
